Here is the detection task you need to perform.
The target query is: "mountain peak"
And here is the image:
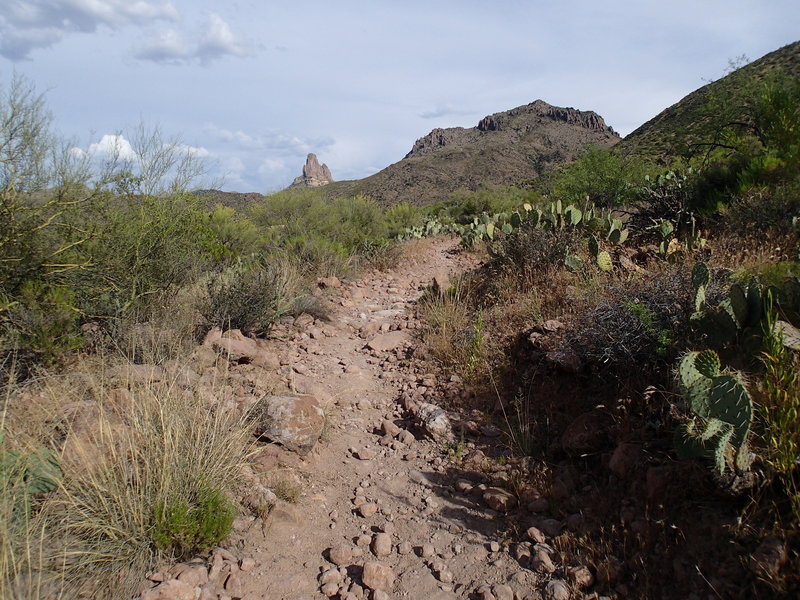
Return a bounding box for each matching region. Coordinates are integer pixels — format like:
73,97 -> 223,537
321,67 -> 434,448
291,153 -> 334,188
405,100 -> 617,159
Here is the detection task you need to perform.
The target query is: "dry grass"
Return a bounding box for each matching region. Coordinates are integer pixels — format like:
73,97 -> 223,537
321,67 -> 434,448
418,277 -> 483,380
1,359 -> 253,599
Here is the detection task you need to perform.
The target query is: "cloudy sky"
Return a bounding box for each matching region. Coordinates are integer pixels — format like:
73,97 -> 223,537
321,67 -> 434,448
1,1 -> 798,193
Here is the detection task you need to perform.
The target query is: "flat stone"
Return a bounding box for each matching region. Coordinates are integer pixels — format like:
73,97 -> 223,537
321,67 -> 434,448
483,487 -> 517,512
366,331 -> 410,352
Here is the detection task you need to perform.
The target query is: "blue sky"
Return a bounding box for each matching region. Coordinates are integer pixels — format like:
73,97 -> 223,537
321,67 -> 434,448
1,1 -> 798,193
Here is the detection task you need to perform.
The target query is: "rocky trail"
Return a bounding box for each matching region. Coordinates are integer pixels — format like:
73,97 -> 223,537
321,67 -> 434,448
141,238 -> 593,600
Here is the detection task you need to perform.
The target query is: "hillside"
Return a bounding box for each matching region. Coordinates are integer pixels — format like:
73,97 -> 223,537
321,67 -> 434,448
617,40 -> 800,159
322,99 -> 620,207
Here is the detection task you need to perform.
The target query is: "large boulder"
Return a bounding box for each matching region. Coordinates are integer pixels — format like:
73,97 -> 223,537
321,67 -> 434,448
252,395 -> 325,455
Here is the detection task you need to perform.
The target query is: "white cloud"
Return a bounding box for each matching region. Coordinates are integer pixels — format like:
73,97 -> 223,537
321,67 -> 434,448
133,13 -> 254,65
0,0 -> 178,60
88,134 -> 138,161
258,158 -> 286,174
173,143 -> 212,158
204,123 -> 335,156
196,13 -> 252,61
419,104 -> 474,119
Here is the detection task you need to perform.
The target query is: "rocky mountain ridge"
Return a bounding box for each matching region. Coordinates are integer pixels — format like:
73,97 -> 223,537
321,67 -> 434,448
406,100 -> 616,159
318,99 -> 620,206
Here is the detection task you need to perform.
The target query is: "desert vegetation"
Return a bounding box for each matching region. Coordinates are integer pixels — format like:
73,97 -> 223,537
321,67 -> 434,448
1,46 -> 799,600
411,68 -> 800,598
0,73 -> 424,598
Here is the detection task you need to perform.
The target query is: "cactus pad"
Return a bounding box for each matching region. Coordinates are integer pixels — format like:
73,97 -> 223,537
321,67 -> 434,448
692,262 -> 710,290
596,251 -> 613,272
694,349 -> 720,378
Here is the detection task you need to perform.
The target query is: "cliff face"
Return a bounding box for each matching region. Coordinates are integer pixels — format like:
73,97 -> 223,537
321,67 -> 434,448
291,154 -> 334,187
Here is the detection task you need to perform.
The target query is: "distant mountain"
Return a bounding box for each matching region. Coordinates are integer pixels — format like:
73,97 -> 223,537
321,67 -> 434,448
617,41 -> 800,159
321,99 -> 620,206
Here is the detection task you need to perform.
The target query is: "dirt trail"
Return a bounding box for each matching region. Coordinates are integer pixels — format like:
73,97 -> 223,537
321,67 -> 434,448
167,238 -> 573,600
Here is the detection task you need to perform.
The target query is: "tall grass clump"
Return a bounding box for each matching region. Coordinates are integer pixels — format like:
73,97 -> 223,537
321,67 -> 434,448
760,307 -> 800,521
1,415 -> 52,598
419,278 -> 489,381
37,374 -> 250,597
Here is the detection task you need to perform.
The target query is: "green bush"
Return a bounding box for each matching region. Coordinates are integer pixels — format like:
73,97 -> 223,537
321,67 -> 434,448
69,194 -> 214,316
436,185 -> 540,224
202,260 -> 296,336
152,486 -> 235,558
205,204 -> 264,261
549,146 -> 650,208
1,281 -> 82,365
384,202 -> 422,236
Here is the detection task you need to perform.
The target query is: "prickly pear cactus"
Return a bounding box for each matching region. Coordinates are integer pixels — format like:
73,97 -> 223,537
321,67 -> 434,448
674,350 -> 754,474
608,228 -> 629,245
596,251 -> 613,272
587,234 -> 599,259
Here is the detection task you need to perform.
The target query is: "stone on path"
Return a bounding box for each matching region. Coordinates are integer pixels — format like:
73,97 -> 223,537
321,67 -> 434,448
415,402 -> 454,444
366,331 -> 410,352
362,562 -> 395,591
251,395 -> 325,455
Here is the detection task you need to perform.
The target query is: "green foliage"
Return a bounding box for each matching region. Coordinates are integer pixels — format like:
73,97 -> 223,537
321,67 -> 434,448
1,436 -> 62,532
549,146 -> 650,207
1,281 -> 82,363
691,261 -> 800,354
596,250 -> 613,272
675,350 -> 754,473
437,185 -> 540,223
202,260 -> 295,336
384,202 -> 422,236
205,204 -> 264,260
152,485 -> 235,558
760,303 -> 800,519
71,194 -> 214,315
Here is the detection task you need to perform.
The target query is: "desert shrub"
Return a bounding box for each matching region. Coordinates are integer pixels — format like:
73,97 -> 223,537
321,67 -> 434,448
0,281 -> 82,367
250,190 -> 394,277
717,179 -> 800,234
68,194 -> 214,317
549,146 -> 650,208
384,202 -> 422,236
487,226 -> 583,286
202,258 -> 300,336
152,485 -> 235,557
438,185 -> 540,223
280,233 -> 353,277
569,268 -> 698,380
205,204 -> 265,261
627,169 -> 702,235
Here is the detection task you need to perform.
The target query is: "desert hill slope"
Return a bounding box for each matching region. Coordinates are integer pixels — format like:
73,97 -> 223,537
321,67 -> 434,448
617,40 -> 800,159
